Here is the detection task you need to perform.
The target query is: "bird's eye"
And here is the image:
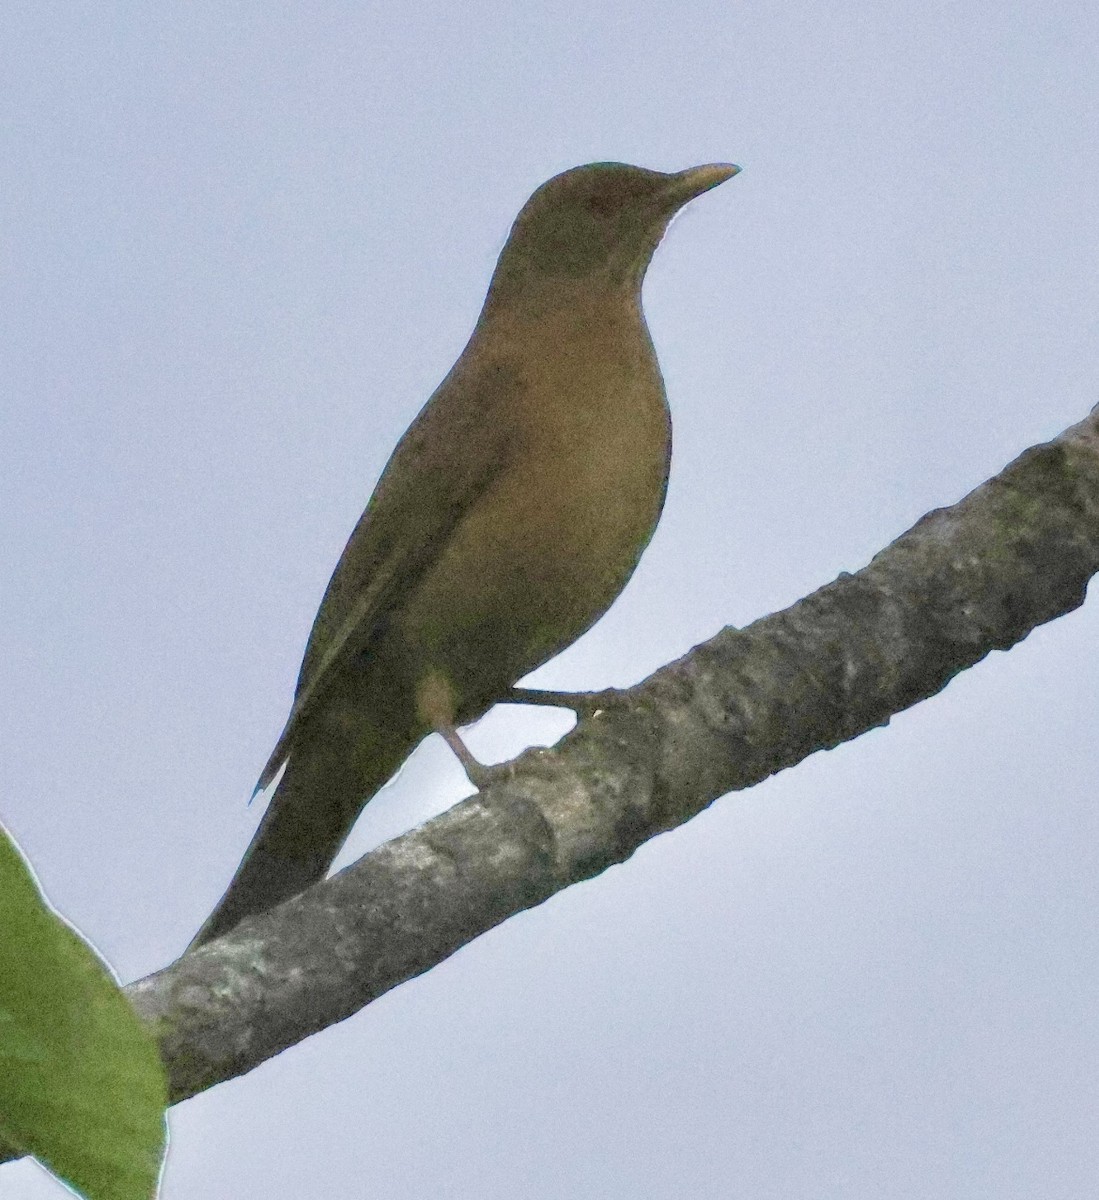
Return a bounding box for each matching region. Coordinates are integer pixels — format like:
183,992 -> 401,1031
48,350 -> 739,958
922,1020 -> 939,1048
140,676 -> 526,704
585,192 -> 618,218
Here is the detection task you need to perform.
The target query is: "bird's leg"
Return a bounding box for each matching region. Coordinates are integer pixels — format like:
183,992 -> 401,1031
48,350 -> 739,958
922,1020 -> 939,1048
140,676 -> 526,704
435,722 -> 500,790
506,686 -> 625,717
418,667 -> 511,790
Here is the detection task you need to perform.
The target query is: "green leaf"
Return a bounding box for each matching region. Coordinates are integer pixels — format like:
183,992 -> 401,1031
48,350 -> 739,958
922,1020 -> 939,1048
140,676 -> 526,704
0,822 -> 167,1199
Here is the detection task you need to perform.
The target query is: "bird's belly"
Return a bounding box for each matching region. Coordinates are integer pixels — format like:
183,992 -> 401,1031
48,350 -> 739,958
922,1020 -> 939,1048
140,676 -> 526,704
396,399 -> 669,714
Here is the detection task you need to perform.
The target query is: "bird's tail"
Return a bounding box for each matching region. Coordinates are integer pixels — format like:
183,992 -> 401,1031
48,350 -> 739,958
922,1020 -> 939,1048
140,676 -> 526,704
189,724 -> 413,948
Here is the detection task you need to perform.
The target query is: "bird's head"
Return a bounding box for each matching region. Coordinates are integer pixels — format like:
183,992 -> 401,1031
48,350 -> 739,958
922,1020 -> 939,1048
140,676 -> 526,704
492,161 -> 739,296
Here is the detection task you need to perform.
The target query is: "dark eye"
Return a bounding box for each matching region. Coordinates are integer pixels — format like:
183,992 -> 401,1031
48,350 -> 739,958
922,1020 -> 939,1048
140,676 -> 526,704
586,192 -> 618,218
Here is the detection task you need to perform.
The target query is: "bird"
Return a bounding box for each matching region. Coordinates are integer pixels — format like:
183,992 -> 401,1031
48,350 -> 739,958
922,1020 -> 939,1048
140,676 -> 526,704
191,160 -> 739,947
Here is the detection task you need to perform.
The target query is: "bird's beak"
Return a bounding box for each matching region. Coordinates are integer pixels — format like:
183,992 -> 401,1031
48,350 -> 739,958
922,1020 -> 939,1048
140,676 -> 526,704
660,163 -> 741,209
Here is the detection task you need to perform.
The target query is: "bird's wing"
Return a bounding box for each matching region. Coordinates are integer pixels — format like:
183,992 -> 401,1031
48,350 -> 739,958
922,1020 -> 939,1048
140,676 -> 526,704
255,355 -> 522,791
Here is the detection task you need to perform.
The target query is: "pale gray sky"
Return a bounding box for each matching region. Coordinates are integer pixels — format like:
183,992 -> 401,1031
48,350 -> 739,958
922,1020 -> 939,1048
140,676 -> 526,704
3,3 -> 1099,1197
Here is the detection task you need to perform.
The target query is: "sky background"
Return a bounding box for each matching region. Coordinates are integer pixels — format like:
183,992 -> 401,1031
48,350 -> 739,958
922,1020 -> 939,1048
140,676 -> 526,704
3,2 -> 1099,1196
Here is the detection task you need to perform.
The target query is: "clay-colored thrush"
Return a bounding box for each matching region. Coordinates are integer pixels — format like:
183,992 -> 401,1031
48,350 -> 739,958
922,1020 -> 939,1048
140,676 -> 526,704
192,160 -> 738,946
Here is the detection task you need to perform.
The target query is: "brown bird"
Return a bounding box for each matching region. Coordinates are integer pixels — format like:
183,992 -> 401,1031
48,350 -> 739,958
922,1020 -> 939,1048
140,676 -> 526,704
192,160 -> 739,946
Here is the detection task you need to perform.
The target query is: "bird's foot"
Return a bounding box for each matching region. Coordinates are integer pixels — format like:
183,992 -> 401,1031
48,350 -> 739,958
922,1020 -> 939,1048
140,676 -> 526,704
462,756 -> 519,792
507,686 -> 625,718
437,723 -> 517,791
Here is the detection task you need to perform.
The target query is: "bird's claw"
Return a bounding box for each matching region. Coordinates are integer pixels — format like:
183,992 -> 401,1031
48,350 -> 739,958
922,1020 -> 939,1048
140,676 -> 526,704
461,756 -> 518,792
507,686 -> 625,717
436,723 -> 517,791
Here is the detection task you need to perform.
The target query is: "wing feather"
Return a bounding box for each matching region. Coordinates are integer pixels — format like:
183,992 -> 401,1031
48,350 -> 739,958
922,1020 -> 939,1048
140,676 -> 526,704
255,355 -> 521,791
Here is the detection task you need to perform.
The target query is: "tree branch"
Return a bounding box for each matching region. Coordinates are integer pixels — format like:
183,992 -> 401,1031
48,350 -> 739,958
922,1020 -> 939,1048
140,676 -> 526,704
7,404 -> 1099,1149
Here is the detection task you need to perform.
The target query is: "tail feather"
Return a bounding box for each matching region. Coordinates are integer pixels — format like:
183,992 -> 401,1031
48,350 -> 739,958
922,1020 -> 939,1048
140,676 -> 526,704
190,725 -> 413,947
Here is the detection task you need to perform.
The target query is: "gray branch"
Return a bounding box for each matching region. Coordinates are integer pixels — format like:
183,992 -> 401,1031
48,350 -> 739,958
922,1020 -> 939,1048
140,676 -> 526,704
7,404 -> 1099,1151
